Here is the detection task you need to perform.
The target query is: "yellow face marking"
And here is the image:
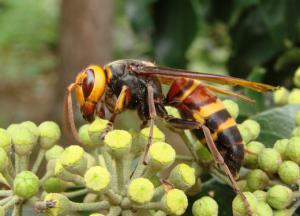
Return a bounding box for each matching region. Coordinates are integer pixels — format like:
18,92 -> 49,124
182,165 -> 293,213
199,101 -> 224,118
217,118 -> 236,133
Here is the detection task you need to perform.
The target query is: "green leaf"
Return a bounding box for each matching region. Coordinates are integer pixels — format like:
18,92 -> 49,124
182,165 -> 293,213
251,104 -> 300,147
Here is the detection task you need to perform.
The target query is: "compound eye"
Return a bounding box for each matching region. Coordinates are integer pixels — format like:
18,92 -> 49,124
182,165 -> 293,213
82,69 -> 95,98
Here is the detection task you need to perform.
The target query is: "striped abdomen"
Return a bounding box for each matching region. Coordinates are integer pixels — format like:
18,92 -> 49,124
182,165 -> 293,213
166,78 -> 244,178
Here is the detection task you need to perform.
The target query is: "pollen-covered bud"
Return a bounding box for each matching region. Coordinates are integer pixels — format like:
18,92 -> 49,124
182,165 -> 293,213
253,190 -> 267,202
242,119 -> 261,141
192,196 -> 218,216
256,202 -> 273,216
273,139 -> 289,159
78,124 -> 94,149
127,178 -> 154,204
162,189 -> 188,216
295,111 -> 300,126
258,148 -> 282,174
61,145 -> 87,175
285,137 -> 300,164
104,130 -> 132,158
273,87 -> 289,105
278,160 -> 300,184
14,171 -> 39,199
39,121 -> 61,149
84,166 -> 111,192
44,193 -> 72,216
168,163 -> 196,190
149,142 -> 176,170
232,192 -> 258,216
246,169 -> 270,191
267,185 -> 293,210
21,121 -> 40,143
223,99 -> 239,119
243,141 -> 265,168
0,148 -> 8,172
43,177 -> 68,193
293,66 -> 300,87
11,125 -> 36,156
291,126 -> 300,137
0,128 -> 11,152
88,117 -> 110,145
288,89 -> 300,104
135,126 -> 165,153
45,145 -> 64,161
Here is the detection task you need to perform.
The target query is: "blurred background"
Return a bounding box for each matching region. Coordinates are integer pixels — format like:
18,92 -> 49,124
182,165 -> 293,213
0,0 -> 300,130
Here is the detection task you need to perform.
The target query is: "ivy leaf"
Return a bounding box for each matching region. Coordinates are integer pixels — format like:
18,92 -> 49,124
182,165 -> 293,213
251,104 -> 300,146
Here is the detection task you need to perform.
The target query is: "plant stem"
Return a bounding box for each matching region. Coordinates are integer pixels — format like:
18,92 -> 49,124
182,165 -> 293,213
18,155 -> 29,172
90,148 -> 100,165
121,210 -> 133,216
31,149 -> 45,173
2,169 -> 14,187
133,202 -> 163,210
105,189 -> 122,205
153,186 -> 164,199
291,199 -> 300,215
123,153 -> 133,185
131,155 -> 146,179
0,190 -> 12,197
115,158 -> 125,195
0,195 -> 12,206
12,202 -> 23,216
107,206 -> 122,216
64,188 -> 89,199
3,195 -> 19,211
71,200 -> 110,212
154,211 -> 167,216
15,154 -> 20,174
175,154 -> 194,161
39,170 -> 54,185
142,166 -> 157,179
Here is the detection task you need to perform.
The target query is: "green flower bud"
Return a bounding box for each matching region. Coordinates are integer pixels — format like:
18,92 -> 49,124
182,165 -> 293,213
256,202 -> 273,216
291,126 -> 300,137
54,160 -> 83,184
273,139 -> 289,159
246,169 -> 270,191
88,117 -> 110,145
295,111 -> 300,126
43,177 -> 68,193
192,196 -> 218,216
0,128 -> 11,152
44,193 -> 72,216
61,145 -> 87,175
6,123 -> 20,136
293,66 -> 300,87
78,124 -> 95,149
127,178 -> 154,204
232,192 -> 258,216
273,209 -> 293,216
162,189 -> 188,216
169,163 -> 196,190
165,106 -> 181,118
104,130 -> 132,158
243,141 -> 265,168
14,171 -> 39,199
39,121 -> 61,149
285,137 -> 300,164
45,145 -> 64,161
186,178 -> 202,196
273,87 -> 289,105
253,190 -> 267,202
242,119 -> 261,141
267,185 -> 293,210
278,160 -> 300,184
11,125 -> 35,155
0,148 -> 8,172
258,148 -> 282,174
135,126 -> 165,153
21,121 -> 40,143
84,166 -> 111,192
237,124 -> 252,144
195,141 -> 213,163
236,180 -> 248,192
149,142 -> 176,170
223,99 -> 239,119
288,89 -> 300,104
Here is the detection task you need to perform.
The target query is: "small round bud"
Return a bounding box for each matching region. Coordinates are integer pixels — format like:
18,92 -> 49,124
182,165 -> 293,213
21,121 -> 40,143
195,141 -> 213,163
232,192 -> 258,216
104,130 -> 132,158
14,171 -> 39,199
149,142 -> 176,170
256,202 -> 273,216
242,119 -> 261,141
162,189 -> 188,216
273,139 -> 289,159
84,166 -> 111,192
11,125 -> 35,156
223,99 -> 239,119
6,123 -> 20,136
45,145 -> 64,161
285,137 -> 300,164
165,106 -> 181,118
127,178 -> 154,204
0,148 -> 9,172
295,111 -> 300,126
246,169 -> 270,191
293,66 -> 300,87
236,180 -> 248,192
192,196 -> 218,216
253,190 -> 267,202
39,121 -> 61,149
237,124 -> 252,144
243,141 -> 265,168
288,89 -> 300,104
88,117 -> 110,145
44,193 -> 72,216
258,148 -> 282,174
267,185 -> 293,210
61,145 -> 87,175
136,126 -> 165,153
43,177 -> 68,193
0,128 -> 11,152
278,160 -> 300,184
169,163 -> 196,190
79,124 -> 95,149
291,126 -> 300,137
273,87 -> 289,105
273,209 -> 293,216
